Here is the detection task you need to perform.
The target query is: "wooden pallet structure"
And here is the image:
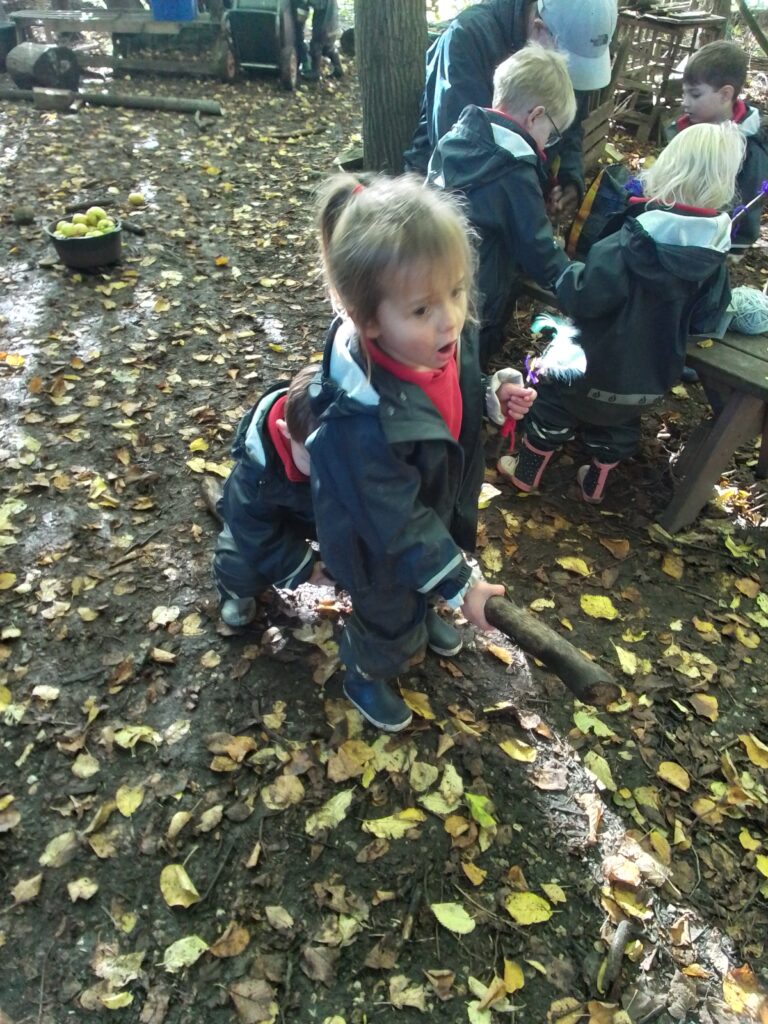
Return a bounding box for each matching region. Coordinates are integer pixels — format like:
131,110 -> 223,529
611,1 -> 729,142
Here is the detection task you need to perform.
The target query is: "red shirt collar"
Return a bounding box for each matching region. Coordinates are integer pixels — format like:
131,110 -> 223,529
676,99 -> 748,132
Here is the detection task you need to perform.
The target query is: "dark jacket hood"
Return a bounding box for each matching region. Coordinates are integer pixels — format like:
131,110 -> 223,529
621,209 -> 732,285
429,105 -> 543,191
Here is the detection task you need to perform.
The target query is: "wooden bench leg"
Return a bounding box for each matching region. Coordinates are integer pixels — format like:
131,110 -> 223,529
758,406 -> 768,480
658,392 -> 765,533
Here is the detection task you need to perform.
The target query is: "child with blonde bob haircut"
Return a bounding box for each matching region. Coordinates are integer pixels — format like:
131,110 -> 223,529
428,45 -> 578,367
510,121 -> 744,504
309,174 -> 534,732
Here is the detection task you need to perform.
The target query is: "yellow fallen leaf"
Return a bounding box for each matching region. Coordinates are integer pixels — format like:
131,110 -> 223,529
503,959 -> 525,994
739,828 -> 761,852
486,643 -> 514,665
689,693 -> 718,721
541,883 -> 567,904
599,537 -> 630,559
162,935 -> 209,973
739,733 -> 768,769
756,854 -> 768,878
12,874 -> 42,904
612,644 -> 638,677
261,774 -> 305,811
209,922 -> 250,958
498,738 -> 536,762
400,689 -> 435,720
735,577 -> 761,598
305,788 -> 355,837
580,594 -> 619,620
722,964 -> 768,1020
661,553 -> 684,580
362,808 -> 426,840
556,556 -> 590,576
682,963 -> 711,979
153,297 -> 170,313
504,891 -> 553,925
481,543 -> 503,573
114,725 -> 161,749
461,861 -> 487,886
0,572 -> 17,589
159,864 -> 201,908
465,792 -> 496,827
101,992 -> 133,1009
657,761 -> 690,791
430,901 -> 476,934
67,876 -> 99,902
39,830 -> 79,868
115,785 -> 144,817
189,437 -> 209,452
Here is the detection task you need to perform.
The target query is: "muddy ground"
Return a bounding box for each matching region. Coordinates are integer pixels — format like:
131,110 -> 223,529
1,50 -> 768,1024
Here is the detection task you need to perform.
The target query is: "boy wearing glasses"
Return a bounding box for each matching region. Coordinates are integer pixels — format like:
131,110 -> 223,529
428,44 -> 577,368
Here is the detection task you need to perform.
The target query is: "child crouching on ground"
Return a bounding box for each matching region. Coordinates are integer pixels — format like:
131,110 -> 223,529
213,364 -> 331,627
508,122 -> 744,504
308,175 -> 535,733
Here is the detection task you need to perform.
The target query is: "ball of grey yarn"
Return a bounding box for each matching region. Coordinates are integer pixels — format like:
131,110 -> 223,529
729,285 -> 768,335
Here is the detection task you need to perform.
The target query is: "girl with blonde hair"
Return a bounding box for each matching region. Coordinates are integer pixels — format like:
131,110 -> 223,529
508,121 -> 744,504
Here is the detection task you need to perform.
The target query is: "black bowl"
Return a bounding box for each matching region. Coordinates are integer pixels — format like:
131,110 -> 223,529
46,218 -> 122,269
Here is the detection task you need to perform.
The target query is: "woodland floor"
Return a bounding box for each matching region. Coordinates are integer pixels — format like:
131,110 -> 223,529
1,48 -> 768,1024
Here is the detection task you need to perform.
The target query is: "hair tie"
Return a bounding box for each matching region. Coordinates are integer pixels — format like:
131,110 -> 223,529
351,183 -> 365,196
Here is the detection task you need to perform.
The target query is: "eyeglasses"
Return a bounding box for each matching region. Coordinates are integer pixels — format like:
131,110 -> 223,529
544,109 -> 562,148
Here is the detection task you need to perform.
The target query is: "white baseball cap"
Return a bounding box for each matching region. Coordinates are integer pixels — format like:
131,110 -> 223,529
538,0 -> 618,91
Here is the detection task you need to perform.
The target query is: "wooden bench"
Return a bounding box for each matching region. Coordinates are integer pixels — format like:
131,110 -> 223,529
517,282 -> 768,531
659,332 -> 768,532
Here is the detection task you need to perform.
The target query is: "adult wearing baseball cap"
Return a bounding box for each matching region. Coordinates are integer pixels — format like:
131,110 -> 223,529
404,0 -> 618,216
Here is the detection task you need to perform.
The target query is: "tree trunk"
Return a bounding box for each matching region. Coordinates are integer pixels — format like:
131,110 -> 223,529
484,596 -> 621,708
6,42 -> 80,90
355,0 -> 427,173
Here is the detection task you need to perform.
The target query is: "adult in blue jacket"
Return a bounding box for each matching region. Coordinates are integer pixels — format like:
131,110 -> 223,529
405,0 -> 618,217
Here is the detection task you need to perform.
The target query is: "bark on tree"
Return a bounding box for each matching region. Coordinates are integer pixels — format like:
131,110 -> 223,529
355,0 -> 427,173
6,42 -> 80,90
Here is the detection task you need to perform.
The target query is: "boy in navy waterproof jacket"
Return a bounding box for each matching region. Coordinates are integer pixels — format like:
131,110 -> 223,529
666,40 -> 768,254
508,123 -> 743,505
213,364 -> 330,627
428,44 -> 576,368
405,0 -> 618,221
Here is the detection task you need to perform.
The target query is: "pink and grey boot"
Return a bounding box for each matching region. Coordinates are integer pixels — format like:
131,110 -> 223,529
510,437 -> 557,492
576,460 -> 619,504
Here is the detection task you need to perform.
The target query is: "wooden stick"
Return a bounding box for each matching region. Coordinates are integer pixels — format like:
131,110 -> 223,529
484,595 -> 620,707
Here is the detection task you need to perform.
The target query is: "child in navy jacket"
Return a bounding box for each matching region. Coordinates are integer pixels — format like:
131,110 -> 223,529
508,122 -> 744,504
213,364 -> 330,627
309,175 -> 535,732
428,44 -> 577,367
666,40 -> 768,254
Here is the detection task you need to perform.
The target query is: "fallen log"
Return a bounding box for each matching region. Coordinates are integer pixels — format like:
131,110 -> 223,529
485,596 -> 621,707
0,85 -> 222,116
80,90 -> 222,115
7,42 -> 80,91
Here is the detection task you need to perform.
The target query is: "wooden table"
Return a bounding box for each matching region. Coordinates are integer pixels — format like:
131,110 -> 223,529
10,9 -> 221,76
659,332 -> 768,532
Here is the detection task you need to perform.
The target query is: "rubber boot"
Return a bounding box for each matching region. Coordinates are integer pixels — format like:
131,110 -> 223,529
511,437 -> 557,492
576,460 -> 619,504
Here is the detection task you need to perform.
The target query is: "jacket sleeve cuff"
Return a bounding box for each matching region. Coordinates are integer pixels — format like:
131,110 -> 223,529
486,367 -> 524,425
435,561 -> 472,606
442,564 -> 485,609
